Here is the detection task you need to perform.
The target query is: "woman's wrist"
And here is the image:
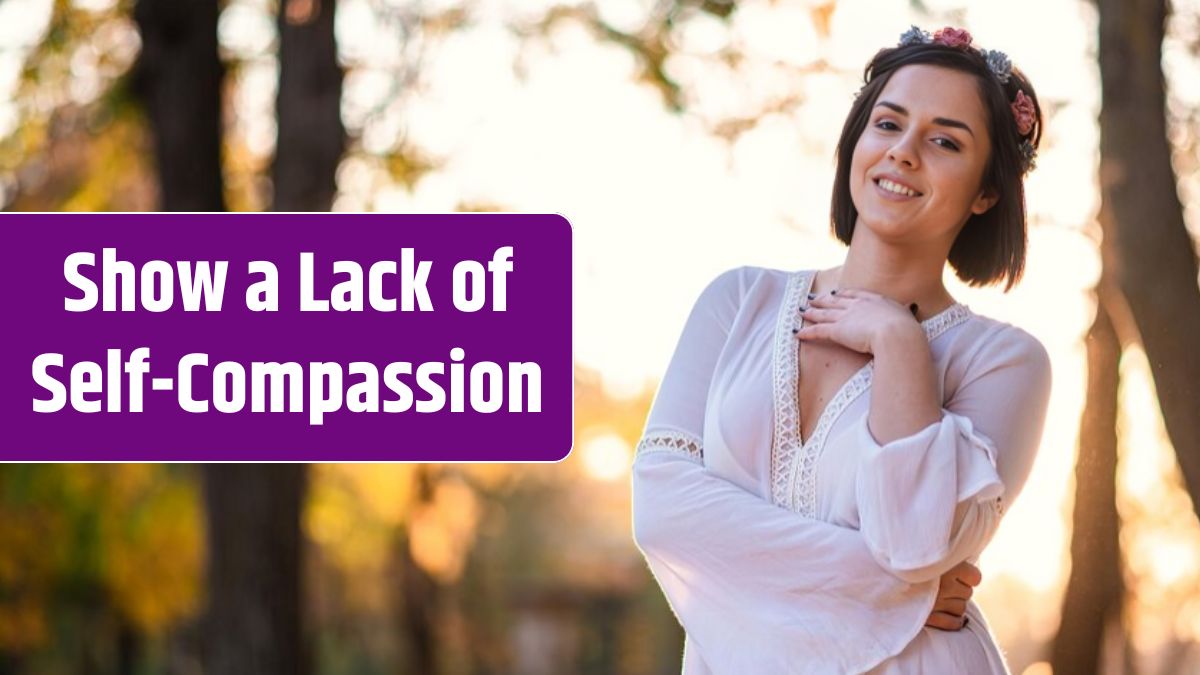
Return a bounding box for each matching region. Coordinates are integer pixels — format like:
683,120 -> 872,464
868,316 -> 926,356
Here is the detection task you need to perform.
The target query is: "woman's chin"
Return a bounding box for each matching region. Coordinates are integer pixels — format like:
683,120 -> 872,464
857,213 -> 917,238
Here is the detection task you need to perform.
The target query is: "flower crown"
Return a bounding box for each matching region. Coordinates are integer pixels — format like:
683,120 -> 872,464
898,26 -> 1038,173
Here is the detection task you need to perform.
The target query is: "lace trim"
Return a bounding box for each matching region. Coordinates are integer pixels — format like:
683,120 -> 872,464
770,271 -> 808,507
919,302 -> 974,340
788,362 -> 874,515
770,270 -> 974,515
635,430 -> 704,463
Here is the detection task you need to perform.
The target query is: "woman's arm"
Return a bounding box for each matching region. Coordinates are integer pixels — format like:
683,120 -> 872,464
856,320 -> 1053,583
796,289 -> 1054,584
633,447 -> 939,672
867,322 -> 942,443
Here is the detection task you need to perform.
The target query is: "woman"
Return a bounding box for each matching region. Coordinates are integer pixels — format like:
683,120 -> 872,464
631,26 -> 1052,674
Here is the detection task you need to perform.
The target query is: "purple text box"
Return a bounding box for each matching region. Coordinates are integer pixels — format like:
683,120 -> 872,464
2,213 -> 572,461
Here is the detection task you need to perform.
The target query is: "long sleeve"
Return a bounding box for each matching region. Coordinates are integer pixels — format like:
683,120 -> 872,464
631,268 -> 937,673
854,325 -> 1053,583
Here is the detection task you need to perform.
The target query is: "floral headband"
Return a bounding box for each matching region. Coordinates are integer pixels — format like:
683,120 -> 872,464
898,26 -> 1038,173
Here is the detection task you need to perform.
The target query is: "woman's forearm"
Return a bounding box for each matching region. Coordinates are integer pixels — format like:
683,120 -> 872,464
868,323 -> 942,444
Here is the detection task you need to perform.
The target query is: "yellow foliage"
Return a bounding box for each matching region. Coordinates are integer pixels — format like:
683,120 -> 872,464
101,479 -> 203,635
0,504 -> 63,652
409,477 -> 481,584
0,464 -> 203,651
305,464 -> 414,574
58,108 -> 157,212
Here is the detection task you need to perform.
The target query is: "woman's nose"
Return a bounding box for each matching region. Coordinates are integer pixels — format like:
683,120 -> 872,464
887,134 -> 920,168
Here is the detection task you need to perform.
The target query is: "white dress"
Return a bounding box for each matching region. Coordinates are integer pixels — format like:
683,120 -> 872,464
631,266 -> 1053,674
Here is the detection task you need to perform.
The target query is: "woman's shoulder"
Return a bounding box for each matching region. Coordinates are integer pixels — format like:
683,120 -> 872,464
953,310 -> 1051,375
697,265 -> 801,301
689,265 -> 802,319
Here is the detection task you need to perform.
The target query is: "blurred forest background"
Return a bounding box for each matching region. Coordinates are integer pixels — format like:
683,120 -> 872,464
2,0 -> 1200,673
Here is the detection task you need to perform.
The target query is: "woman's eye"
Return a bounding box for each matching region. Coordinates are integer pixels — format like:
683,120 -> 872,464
875,120 -> 899,131
934,138 -> 960,151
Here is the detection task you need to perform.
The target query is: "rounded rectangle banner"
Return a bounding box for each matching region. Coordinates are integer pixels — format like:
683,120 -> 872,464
2,213 -> 573,462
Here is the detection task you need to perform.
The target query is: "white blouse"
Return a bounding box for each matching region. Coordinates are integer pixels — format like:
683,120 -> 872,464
631,266 -> 1053,674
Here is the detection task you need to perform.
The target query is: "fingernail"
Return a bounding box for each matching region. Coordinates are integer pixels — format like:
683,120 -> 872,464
798,307 -> 806,313
963,618 -> 970,628
807,292 -> 815,299
830,289 -> 837,295
791,328 -> 799,334
909,302 -> 918,315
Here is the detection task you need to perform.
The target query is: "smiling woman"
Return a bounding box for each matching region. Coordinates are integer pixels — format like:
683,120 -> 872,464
632,25 -> 1050,675
833,30 -> 1042,295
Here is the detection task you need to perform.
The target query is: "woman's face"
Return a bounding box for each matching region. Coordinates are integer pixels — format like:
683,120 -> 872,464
849,64 -> 997,246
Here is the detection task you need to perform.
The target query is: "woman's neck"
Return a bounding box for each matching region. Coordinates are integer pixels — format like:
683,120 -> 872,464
814,235 -> 957,321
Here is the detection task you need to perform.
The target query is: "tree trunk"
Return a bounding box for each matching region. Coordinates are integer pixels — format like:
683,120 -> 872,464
1097,0 -> 1200,517
273,0 -> 345,211
204,3 -> 350,674
397,466 -> 441,674
134,1 -> 314,673
202,465 -> 309,675
1050,281 -> 1125,674
131,0 -> 225,211
116,619 -> 140,675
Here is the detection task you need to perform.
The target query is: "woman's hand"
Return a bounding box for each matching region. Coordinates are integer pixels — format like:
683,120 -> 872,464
926,560 -> 982,631
795,288 -> 920,354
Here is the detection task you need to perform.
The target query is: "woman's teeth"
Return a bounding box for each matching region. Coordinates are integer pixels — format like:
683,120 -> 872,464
878,179 -> 919,197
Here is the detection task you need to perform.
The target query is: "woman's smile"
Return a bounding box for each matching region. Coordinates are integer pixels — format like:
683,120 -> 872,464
872,175 -> 924,201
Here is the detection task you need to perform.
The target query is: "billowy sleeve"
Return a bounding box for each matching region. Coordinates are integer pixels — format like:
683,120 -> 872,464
631,268 -> 937,673
854,324 -> 1053,583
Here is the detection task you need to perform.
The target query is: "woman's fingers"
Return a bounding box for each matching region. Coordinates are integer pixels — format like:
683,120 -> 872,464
938,574 -> 974,601
806,293 -> 849,307
795,324 -> 826,341
945,557 -> 984,583
924,612 -> 968,631
797,307 -> 843,322
954,561 -> 983,587
932,597 -> 968,617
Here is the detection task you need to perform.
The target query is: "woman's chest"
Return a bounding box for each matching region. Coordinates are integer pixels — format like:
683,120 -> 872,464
701,304 -> 866,498
705,318 -> 875,523
796,342 -> 872,447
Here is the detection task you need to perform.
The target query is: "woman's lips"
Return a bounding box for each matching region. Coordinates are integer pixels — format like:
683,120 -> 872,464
873,177 -> 922,201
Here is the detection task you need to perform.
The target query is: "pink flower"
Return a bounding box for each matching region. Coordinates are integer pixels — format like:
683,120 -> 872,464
932,27 -> 973,49
1011,91 -> 1036,136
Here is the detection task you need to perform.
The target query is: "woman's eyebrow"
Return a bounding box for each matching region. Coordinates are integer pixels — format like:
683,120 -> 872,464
874,100 -> 975,138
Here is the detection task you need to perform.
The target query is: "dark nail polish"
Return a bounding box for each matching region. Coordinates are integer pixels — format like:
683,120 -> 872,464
807,293 -> 815,299
830,289 -> 837,295
791,328 -> 799,334
798,307 -> 806,313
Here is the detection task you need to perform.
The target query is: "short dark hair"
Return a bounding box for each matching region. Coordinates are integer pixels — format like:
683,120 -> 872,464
830,42 -> 1043,291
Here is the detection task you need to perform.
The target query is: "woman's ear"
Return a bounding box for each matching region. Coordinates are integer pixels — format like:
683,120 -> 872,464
971,186 -> 999,215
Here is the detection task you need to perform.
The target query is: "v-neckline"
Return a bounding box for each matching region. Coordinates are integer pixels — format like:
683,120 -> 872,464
769,269 -> 973,514
794,271 -> 967,448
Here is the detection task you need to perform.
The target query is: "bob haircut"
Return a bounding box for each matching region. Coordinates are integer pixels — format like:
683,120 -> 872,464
830,42 -> 1043,291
